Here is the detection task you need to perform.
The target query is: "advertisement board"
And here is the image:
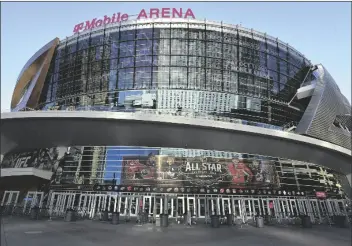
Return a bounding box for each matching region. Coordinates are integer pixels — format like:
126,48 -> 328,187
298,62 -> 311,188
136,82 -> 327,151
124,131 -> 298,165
119,155 -> 278,189
1,147 -> 68,172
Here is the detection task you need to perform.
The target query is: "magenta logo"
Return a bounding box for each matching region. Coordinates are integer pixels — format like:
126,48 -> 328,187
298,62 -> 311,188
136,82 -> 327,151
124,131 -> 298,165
73,8 -> 196,34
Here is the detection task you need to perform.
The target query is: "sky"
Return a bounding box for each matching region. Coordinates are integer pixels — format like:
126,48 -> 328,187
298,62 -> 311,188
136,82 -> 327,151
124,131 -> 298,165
1,2 -> 351,112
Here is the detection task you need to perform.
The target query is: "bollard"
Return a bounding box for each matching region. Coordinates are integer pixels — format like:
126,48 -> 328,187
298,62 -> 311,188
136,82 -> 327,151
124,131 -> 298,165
155,217 -> 161,227
111,212 -> 119,225
301,215 -> 312,228
211,215 -> 220,228
264,215 -> 271,225
256,216 -> 264,228
102,210 -> 109,221
226,214 -> 233,226
144,212 -> 149,224
64,209 -> 76,222
160,214 -> 169,227
30,207 -> 40,220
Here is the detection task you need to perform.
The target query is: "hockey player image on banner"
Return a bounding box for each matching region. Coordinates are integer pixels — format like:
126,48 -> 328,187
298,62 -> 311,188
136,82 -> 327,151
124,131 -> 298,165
121,149 -> 159,186
227,158 -> 254,186
226,157 -> 278,188
156,156 -> 184,187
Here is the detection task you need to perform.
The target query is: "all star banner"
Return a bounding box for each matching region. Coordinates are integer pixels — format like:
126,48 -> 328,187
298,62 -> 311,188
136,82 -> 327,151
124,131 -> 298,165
120,155 -> 279,189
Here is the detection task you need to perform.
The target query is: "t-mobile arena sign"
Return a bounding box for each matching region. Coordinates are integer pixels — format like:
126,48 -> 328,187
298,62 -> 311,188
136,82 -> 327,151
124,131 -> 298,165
73,8 -> 196,34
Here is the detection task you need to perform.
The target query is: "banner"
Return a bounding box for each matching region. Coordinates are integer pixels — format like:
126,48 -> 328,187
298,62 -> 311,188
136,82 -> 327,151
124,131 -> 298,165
120,155 -> 279,188
120,149 -> 160,186
1,147 -> 67,172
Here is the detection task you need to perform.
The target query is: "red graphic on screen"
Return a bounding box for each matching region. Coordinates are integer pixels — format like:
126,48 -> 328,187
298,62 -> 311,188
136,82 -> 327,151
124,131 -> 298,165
227,159 -> 253,187
125,159 -> 155,179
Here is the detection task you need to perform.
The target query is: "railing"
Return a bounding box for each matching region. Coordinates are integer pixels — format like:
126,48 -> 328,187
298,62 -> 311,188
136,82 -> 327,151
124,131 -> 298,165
13,106 -> 285,131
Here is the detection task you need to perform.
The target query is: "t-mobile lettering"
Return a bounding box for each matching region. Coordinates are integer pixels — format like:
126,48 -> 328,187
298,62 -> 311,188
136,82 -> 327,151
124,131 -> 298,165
73,13 -> 129,33
73,8 -> 196,33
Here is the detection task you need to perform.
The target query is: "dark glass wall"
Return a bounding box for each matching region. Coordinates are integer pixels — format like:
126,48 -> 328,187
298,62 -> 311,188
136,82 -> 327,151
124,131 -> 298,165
38,21 -> 311,128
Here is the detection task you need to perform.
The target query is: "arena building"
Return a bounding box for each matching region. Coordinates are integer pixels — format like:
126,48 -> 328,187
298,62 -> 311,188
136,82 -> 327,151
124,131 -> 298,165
1,8 -> 351,223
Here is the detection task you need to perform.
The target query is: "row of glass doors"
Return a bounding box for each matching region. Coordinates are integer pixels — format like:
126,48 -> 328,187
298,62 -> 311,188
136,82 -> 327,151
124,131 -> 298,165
1,190 -> 45,215
1,190 -> 349,224
45,192 -> 351,224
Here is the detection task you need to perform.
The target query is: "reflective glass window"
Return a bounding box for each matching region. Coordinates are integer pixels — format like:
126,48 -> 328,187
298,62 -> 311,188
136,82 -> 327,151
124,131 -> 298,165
170,67 -> 187,89
171,39 -> 188,55
118,68 -> 134,89
135,55 -> 153,67
267,54 -> 278,71
171,29 -> 187,39
135,67 -> 152,89
120,30 -> 135,41
136,28 -> 153,40
188,68 -> 205,90
108,71 -> 117,91
119,41 -> 135,57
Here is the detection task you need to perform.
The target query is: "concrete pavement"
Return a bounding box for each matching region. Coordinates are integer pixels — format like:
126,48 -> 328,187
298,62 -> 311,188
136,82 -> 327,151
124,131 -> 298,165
1,217 -> 351,246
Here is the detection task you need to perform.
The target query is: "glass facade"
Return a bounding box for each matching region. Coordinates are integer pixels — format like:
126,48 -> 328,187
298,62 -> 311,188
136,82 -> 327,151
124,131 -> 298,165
38,21 -> 311,128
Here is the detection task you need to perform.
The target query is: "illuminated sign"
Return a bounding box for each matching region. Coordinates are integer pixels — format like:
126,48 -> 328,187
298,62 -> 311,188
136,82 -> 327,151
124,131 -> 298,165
73,8 -> 196,34
316,191 -> 327,199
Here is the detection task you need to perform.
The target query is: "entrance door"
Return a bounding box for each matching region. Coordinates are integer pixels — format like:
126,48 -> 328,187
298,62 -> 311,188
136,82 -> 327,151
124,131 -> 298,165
221,198 -> 232,216
187,196 -> 196,217
153,195 -> 163,218
251,198 -> 262,217
143,195 -> 152,215
242,198 -> 254,220
310,199 -> 322,223
197,197 -> 206,219
232,197 -> 243,220
177,196 -> 185,219
207,197 -> 220,216
78,193 -> 95,218
118,195 -> 129,216
1,191 -> 20,214
169,196 -> 176,218
1,191 -> 20,206
23,191 -> 44,215
129,196 -> 139,217
289,199 -> 299,216
48,192 -> 77,217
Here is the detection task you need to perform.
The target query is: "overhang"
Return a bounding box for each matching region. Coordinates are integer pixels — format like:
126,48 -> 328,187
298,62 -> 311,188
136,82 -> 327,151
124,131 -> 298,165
1,111 -> 351,179
1,168 -> 53,180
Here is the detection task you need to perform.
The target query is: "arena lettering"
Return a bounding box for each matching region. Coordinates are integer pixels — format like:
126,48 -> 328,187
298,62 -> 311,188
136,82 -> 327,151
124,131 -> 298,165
137,8 -> 195,19
73,8 -> 196,33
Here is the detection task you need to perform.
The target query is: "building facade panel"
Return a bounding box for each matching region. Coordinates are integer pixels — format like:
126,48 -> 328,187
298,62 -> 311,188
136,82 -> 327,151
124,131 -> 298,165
296,65 -> 351,149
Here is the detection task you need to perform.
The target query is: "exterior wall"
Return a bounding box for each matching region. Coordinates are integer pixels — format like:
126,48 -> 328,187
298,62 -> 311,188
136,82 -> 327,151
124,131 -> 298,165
11,38 -> 59,111
296,65 -> 351,149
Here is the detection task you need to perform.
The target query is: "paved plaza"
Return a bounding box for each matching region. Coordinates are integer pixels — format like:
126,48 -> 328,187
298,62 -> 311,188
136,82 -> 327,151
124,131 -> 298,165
1,217 -> 351,246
